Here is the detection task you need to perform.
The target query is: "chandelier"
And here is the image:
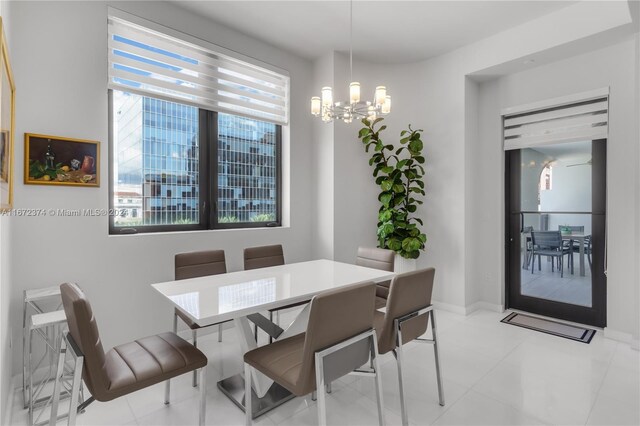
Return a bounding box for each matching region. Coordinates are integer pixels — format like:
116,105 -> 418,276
310,0 -> 391,123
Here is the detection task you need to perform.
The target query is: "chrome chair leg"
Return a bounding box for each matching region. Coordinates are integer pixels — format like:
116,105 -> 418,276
68,354 -> 84,426
192,330 -> 198,387
371,333 -> 386,426
244,363 -> 252,426
173,312 -> 178,333
311,390 -> 317,401
326,383 -> 332,394
164,379 -> 170,405
218,323 -> 223,342
430,310 -> 445,406
395,322 -> 409,426
198,368 -> 206,426
269,311 -> 274,344
314,352 -> 328,426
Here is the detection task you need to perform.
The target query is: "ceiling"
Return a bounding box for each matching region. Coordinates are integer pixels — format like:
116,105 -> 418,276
532,141 -> 592,165
172,1 -> 576,64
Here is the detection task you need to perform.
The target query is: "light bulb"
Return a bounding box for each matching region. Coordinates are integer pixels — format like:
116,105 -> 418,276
321,87 -> 333,107
311,97 -> 321,116
350,82 -> 361,104
375,86 -> 386,106
381,95 -> 391,114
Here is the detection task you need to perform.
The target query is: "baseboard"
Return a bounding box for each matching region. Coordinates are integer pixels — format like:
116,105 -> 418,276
604,327 -> 633,343
431,300 -> 466,316
465,301 -> 505,315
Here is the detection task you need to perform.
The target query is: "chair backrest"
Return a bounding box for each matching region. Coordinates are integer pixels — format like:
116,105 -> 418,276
531,230 -> 562,249
297,282 -> 376,395
243,244 -> 284,270
175,250 -> 226,280
59,283 -> 109,400
355,246 -> 395,272
558,225 -> 584,233
377,268 -> 435,355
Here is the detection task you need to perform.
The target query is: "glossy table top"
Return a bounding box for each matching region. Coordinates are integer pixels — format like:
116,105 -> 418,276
152,259 -> 394,327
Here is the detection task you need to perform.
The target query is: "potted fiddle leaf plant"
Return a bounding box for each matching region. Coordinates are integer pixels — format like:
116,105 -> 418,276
358,117 -> 427,270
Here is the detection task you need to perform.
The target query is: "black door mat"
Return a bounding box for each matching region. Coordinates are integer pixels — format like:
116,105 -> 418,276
501,312 -> 596,343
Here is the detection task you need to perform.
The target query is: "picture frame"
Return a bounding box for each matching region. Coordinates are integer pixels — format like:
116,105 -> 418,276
0,17 -> 15,211
24,133 -> 100,187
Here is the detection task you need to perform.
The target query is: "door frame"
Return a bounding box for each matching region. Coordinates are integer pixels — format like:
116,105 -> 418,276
504,140 -> 607,327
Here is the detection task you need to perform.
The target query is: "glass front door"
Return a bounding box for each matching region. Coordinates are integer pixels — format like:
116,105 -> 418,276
505,140 -> 607,327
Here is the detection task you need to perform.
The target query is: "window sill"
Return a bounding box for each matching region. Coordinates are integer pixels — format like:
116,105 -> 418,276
108,225 -> 290,237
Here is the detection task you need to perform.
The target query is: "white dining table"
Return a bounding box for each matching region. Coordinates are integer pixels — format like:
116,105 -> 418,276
151,259 -> 395,418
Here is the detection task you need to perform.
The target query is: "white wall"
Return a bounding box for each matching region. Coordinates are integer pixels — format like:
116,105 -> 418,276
7,1 -> 315,377
474,37 -> 639,337
0,0 -> 13,421
315,1 -> 638,330
311,52 -> 335,260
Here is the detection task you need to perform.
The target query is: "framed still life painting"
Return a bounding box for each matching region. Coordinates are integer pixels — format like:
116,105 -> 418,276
24,134 -> 100,187
0,18 -> 15,211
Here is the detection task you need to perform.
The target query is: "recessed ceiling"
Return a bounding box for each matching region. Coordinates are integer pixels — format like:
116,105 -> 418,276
532,141 -> 592,164
172,1 -> 576,64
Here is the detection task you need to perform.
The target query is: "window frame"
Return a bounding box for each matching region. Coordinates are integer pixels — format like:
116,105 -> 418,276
108,90 -> 282,235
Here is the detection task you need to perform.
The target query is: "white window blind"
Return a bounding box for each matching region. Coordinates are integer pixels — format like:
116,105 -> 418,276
108,14 -> 289,125
502,88 -> 609,151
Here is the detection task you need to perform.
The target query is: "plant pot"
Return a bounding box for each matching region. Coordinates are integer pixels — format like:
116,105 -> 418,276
394,253 -> 417,273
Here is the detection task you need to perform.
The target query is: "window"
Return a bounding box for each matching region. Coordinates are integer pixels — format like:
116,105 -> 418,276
110,90 -> 281,233
108,12 -> 286,234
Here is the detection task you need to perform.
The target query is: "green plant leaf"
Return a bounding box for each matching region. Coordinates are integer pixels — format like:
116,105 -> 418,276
407,204 -> 417,213
402,237 -> 423,252
381,166 -> 394,174
409,139 -> 424,153
379,192 -> 393,206
381,180 -> 393,191
359,128 -> 369,137
392,184 -> 405,193
415,156 -> 425,164
400,137 -> 410,144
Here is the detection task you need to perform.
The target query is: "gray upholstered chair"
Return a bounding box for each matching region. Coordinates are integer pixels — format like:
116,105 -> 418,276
356,246 -> 395,309
243,282 -> 385,426
243,244 -> 285,271
174,250 -> 228,386
51,283 -> 207,426
373,268 -> 444,426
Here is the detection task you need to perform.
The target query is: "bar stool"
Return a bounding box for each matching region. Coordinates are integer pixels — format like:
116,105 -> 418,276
23,286 -> 62,409
28,310 -> 84,426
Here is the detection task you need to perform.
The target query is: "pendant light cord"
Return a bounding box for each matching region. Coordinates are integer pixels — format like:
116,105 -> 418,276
349,0 -> 353,83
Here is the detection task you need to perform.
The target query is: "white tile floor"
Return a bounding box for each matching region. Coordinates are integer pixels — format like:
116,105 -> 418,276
9,309 -> 640,426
